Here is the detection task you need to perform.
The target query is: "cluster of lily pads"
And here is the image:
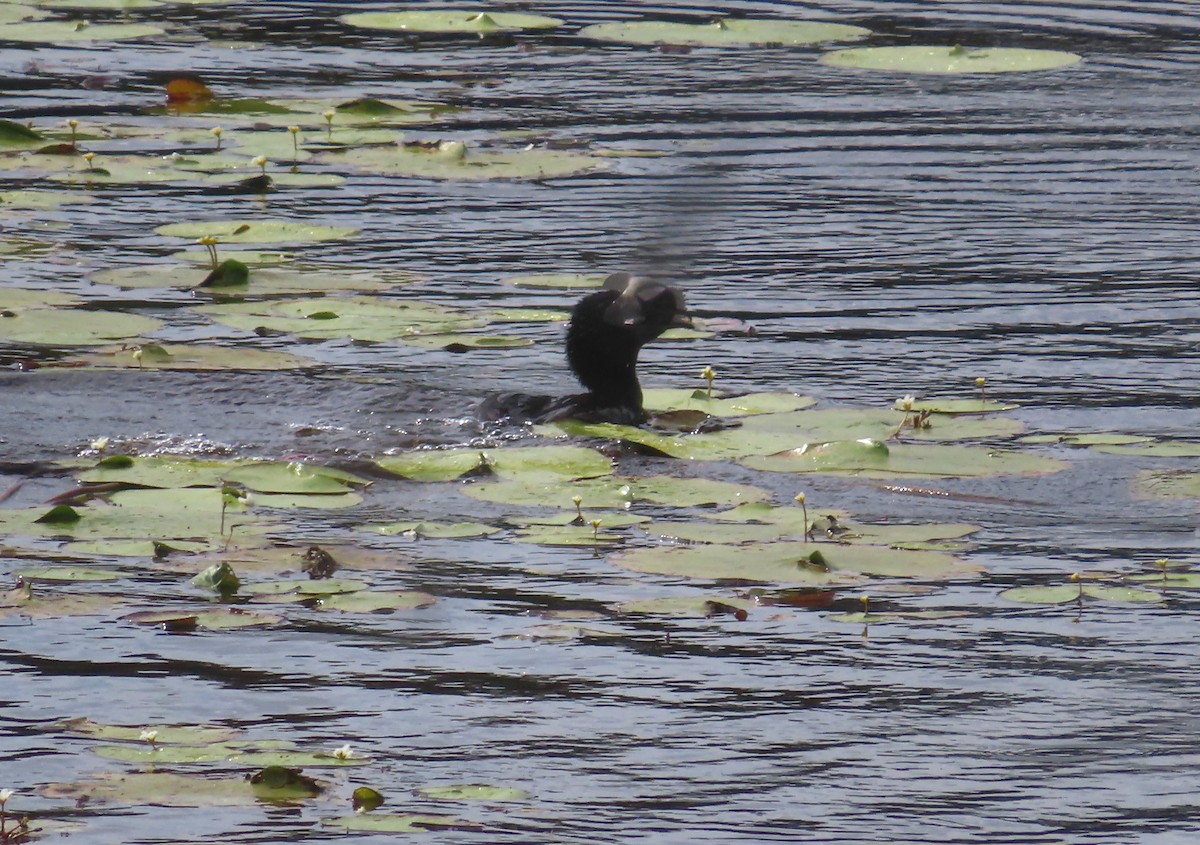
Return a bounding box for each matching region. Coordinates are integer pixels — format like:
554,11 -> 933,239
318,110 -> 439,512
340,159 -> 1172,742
0,3 -> 1086,73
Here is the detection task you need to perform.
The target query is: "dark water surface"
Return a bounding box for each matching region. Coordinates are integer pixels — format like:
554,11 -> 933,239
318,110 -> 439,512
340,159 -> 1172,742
2,2 -> 1199,843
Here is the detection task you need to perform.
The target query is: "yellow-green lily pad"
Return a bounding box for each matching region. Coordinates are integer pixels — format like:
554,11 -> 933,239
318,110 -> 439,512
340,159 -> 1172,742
365,520 -> 500,539
16,566 -> 119,582
323,813 -> 478,833
155,219 -> 357,244
0,19 -> 164,42
613,541 -> 976,584
579,18 -> 869,47
464,475 -> 769,509
51,717 -> 240,744
1000,583 -> 1161,604
42,770 -> 319,806
66,342 -> 311,371
121,608 -> 284,629
376,445 -> 612,483
397,332 -> 533,350
339,10 -> 562,33
1093,440 -> 1200,458
741,439 -> 1067,478
614,595 -> 757,618
319,140 -> 607,180
0,307 -> 162,346
317,590 -> 437,612
505,272 -> 608,289
1136,471 -> 1200,499
0,288 -> 82,308
821,45 -> 1082,74
642,388 -> 816,417
0,189 -> 94,208
512,524 -> 622,547
744,407 -> 1024,441
417,784 -> 531,801
198,296 -> 481,341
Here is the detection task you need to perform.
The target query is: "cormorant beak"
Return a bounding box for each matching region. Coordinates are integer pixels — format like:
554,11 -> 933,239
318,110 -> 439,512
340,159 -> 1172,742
671,311 -> 693,329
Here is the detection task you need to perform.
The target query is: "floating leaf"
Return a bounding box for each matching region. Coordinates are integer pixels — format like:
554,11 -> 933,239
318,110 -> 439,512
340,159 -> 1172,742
16,566 -> 119,582
0,189 -> 94,207
155,219 -> 357,244
512,524 -> 622,547
1128,572 -> 1200,589
0,307 -> 162,346
1001,583 -> 1161,604
1093,441 -> 1200,458
744,407 -> 1024,441
242,578 -> 368,597
317,590 -> 437,612
742,439 -> 1066,478
642,388 -> 816,417
340,10 -> 563,33
614,595 -> 756,618
377,445 -> 611,483
319,141 -> 607,181
821,45 -> 1082,74
504,272 -> 607,289
365,521 -> 500,539
199,296 -> 480,341
0,20 -> 163,43
398,332 -> 533,351
1136,471 -> 1200,499
417,784 -> 531,801
323,813 -> 478,833
578,18 -> 869,47
43,770 -> 319,806
67,342 -> 311,371
121,607 -> 282,629
51,717 -> 240,744
464,475 -> 769,509
1019,432 -> 1150,446
191,561 -> 240,594
613,541 -> 976,584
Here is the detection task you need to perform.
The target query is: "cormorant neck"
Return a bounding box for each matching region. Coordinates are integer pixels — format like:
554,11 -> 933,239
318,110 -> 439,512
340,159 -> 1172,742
566,291 -> 645,415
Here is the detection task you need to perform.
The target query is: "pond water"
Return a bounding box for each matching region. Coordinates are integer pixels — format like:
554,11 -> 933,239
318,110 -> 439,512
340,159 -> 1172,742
1,1 -> 1199,842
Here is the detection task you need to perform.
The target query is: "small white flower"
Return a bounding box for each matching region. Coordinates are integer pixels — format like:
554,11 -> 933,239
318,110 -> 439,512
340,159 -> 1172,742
332,744 -> 355,760
0,788 -> 14,804
139,729 -> 159,744
251,155 -> 267,167
898,394 -> 916,411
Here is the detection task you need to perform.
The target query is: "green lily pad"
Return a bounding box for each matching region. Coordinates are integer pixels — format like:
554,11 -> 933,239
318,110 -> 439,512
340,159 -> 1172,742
199,296 -> 480,341
0,189 -> 94,207
614,595 -> 756,617
0,307 -> 162,346
66,342 -> 311,371
365,520 -> 501,539
63,537 -> 212,557
505,272 -> 608,289
1019,433 -> 1151,446
464,475 -> 769,509
0,5 -> 45,26
896,397 -> 1018,414
0,20 -> 164,43
323,813 -> 477,834
317,590 -> 437,612
77,456 -> 367,494
512,524 -> 622,547
155,219 -> 357,244
398,332 -> 533,350
547,420 -> 799,462
121,608 -> 283,629
51,717 -> 240,744
242,578 -> 369,597
613,541 -> 976,584
513,510 -> 649,529
16,566 -> 119,582
340,10 -> 562,33
42,770 -> 320,806
1093,440 -> 1200,458
1136,471 -> 1200,499
417,784 -> 531,802
39,0 -> 163,7
0,288 -> 81,309
1000,583 -> 1161,604
741,439 -> 1067,478
821,45 -> 1082,74
319,140 -> 607,181
377,445 -> 611,483
1128,572 -> 1200,589
578,18 -> 869,47
642,389 -> 816,417
172,248 -> 293,265
744,407 -> 1024,441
